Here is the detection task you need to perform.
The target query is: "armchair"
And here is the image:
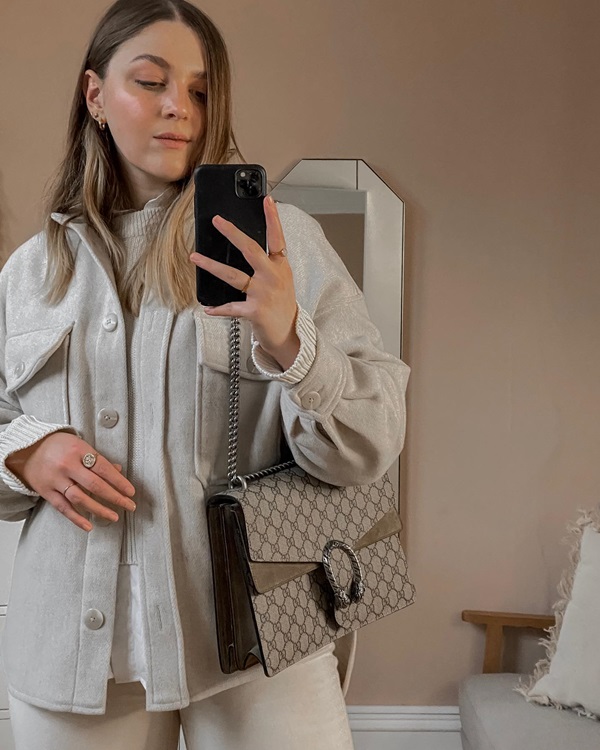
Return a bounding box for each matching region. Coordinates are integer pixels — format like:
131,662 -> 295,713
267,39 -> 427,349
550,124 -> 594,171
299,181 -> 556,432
458,610 -> 600,750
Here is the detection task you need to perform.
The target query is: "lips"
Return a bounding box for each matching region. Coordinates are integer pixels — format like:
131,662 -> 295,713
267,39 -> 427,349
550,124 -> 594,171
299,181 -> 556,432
155,134 -> 190,142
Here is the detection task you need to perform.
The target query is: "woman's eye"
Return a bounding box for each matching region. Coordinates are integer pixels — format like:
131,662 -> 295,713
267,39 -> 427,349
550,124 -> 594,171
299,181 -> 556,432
136,80 -> 206,102
136,80 -> 163,88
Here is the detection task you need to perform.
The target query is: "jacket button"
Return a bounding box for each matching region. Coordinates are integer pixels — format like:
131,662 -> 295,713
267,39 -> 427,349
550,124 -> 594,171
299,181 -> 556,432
97,408 -> 119,428
84,608 -> 105,630
102,314 -> 118,332
302,391 -> 321,410
13,362 -> 25,378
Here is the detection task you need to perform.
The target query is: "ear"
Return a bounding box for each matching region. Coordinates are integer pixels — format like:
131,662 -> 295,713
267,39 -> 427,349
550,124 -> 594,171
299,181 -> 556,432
82,69 -> 104,113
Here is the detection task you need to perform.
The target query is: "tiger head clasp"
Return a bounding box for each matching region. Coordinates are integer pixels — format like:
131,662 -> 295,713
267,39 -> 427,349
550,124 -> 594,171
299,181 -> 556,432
321,539 -> 365,610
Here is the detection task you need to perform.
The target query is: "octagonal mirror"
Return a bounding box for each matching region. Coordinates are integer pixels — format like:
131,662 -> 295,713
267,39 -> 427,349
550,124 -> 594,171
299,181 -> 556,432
270,159 -> 406,498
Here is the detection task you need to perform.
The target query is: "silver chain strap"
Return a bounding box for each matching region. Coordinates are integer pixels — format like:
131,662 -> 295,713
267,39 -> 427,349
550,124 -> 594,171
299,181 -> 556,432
226,318 -> 366,611
227,317 -> 295,490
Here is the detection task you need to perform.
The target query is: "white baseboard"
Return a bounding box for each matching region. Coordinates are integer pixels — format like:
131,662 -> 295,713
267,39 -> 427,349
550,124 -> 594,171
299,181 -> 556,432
348,706 -> 463,750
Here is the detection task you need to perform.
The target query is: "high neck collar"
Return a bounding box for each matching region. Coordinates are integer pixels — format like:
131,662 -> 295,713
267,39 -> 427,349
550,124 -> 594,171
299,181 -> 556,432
113,187 -> 174,215
50,186 -> 176,233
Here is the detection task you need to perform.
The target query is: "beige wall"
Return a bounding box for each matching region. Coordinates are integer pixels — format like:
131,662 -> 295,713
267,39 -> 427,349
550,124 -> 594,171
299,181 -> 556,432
1,0 -> 599,707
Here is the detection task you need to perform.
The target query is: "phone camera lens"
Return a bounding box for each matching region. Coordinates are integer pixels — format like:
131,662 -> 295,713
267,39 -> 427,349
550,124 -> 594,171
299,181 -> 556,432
236,168 -> 262,198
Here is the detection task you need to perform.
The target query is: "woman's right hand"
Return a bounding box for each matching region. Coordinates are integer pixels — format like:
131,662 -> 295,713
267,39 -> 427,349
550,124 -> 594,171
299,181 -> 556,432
5,431 -> 136,532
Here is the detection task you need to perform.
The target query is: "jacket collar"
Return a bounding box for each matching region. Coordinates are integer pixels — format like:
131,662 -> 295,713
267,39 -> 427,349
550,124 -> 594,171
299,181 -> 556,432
48,187 -> 175,297
50,187 -> 174,226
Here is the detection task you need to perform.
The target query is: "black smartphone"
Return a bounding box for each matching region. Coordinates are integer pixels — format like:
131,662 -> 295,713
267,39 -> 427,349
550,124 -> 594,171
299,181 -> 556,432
194,164 -> 268,307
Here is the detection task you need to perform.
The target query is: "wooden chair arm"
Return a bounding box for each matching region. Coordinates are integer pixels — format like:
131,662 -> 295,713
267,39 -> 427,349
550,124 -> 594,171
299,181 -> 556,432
462,610 -> 555,674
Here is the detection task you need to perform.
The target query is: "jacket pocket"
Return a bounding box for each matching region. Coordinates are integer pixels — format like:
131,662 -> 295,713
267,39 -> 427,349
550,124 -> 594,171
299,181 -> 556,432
195,312 -> 271,380
5,323 -> 74,425
193,311 -> 280,486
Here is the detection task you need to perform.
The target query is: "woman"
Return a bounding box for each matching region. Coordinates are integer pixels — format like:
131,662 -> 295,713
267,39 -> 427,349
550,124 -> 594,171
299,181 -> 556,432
0,1 -> 410,748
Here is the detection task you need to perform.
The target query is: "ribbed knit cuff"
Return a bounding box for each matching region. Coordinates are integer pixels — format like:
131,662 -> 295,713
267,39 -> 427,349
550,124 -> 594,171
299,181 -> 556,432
251,304 -> 317,384
0,415 -> 79,495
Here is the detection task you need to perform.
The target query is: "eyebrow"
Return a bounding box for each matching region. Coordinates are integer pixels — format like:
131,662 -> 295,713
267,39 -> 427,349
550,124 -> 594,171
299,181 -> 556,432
129,54 -> 207,80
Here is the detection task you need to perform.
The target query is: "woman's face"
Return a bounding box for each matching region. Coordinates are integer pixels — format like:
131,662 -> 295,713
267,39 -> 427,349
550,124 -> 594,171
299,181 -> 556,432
84,20 -> 207,209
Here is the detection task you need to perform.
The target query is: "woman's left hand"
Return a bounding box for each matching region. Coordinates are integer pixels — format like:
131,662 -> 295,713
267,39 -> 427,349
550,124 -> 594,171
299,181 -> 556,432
189,195 -> 300,370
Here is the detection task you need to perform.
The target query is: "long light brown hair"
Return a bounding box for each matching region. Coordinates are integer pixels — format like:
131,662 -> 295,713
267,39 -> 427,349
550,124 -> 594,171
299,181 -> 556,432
42,0 -> 244,315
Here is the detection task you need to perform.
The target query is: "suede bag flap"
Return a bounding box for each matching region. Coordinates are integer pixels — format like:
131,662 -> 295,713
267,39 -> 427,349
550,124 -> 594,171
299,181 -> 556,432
209,465 -> 401,594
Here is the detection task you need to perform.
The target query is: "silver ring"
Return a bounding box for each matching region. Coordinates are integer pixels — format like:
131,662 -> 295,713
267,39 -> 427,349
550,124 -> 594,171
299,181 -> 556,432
82,452 -> 98,469
62,482 -> 76,497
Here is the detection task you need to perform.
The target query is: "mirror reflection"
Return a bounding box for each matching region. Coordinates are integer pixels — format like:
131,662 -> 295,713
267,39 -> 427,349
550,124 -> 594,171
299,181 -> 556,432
0,4 -> 411,750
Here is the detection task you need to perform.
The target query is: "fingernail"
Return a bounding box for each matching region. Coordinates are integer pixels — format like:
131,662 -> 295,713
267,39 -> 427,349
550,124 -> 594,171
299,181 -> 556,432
266,195 -> 274,205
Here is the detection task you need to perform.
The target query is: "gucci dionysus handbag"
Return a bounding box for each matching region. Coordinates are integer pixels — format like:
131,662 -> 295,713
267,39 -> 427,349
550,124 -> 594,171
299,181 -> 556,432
206,317 -> 416,677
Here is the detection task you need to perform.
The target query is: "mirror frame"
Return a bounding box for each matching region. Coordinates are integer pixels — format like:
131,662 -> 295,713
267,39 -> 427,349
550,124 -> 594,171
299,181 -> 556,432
271,158 -> 406,497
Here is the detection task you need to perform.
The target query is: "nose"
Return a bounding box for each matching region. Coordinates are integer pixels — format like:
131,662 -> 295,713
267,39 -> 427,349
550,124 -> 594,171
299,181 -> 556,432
161,81 -> 191,119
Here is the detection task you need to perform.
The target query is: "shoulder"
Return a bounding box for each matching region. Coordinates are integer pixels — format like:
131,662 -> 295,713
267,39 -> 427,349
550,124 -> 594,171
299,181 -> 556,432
276,202 -> 339,263
276,201 -> 321,235
1,223 -> 82,281
275,202 -> 362,314
0,232 -> 47,287
0,226 -> 81,306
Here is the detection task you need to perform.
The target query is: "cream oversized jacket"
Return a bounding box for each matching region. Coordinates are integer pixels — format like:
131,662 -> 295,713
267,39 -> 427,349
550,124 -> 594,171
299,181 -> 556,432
0,201 -> 410,714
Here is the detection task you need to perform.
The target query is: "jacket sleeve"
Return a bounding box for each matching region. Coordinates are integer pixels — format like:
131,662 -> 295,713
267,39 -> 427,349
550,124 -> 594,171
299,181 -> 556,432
251,207 -> 410,487
0,257 -> 78,523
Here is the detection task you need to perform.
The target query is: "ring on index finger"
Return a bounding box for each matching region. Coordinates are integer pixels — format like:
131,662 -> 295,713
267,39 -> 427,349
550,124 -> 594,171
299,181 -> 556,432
82,452 -> 98,469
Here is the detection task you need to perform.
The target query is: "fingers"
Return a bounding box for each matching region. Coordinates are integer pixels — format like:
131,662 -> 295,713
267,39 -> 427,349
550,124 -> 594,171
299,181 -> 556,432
264,196 -> 287,259
10,431 -> 135,533
211,214 -> 270,271
72,454 -> 136,528
63,484 -> 122,525
189,252 -> 250,292
46,489 -> 94,533
87,453 -> 135,497
50,455 -> 135,530
60,453 -> 134,529
72,463 -> 136,514
188,196 -> 287,296
206,198 -> 286,266
200,301 -> 251,318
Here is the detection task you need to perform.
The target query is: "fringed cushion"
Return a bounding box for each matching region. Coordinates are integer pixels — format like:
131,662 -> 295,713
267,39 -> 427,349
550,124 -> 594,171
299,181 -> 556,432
514,507 -> 600,721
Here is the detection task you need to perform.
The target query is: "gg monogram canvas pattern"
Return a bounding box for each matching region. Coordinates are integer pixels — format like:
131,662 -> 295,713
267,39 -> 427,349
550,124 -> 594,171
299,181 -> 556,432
239,466 -> 397,562
208,466 -> 416,677
251,532 -> 416,675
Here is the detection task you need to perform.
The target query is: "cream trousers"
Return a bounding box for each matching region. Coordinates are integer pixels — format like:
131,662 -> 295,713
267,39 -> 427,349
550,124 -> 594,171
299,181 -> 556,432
8,643 -> 355,750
